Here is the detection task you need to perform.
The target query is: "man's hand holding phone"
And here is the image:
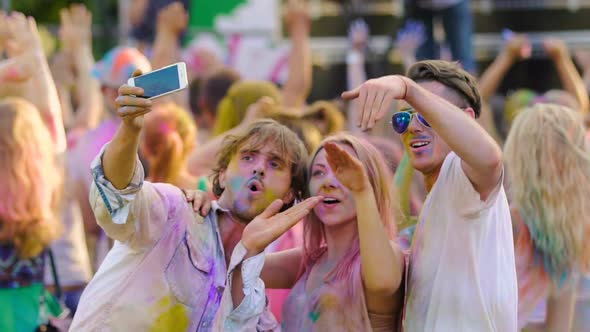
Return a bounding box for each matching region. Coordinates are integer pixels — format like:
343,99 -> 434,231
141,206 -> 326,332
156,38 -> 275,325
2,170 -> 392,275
127,62 -> 188,99
116,69 -> 152,131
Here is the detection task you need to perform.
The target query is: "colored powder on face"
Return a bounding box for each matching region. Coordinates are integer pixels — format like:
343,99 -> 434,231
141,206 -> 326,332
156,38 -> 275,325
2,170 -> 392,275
228,176 -> 244,193
263,188 -> 278,202
150,297 -> 190,332
2,67 -> 22,81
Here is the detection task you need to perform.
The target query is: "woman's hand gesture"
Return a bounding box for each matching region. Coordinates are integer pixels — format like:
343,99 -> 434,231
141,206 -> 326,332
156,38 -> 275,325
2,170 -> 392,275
324,142 -> 369,193
242,197 -> 322,254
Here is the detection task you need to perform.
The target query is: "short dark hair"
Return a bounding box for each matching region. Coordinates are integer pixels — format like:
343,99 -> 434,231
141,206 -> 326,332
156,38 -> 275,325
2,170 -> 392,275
200,68 -> 241,113
407,60 -> 482,118
211,120 -> 308,200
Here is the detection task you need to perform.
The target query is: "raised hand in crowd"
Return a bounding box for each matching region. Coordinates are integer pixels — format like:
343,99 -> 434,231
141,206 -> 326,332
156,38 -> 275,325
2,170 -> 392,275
393,20 -> 426,71
60,4 -> 93,56
282,0 -> 312,108
543,37 -> 589,114
1,12 -> 66,151
59,3 -> 103,132
152,1 -> 190,109
153,0 -> 188,70
479,33 -> 530,102
349,19 -> 369,53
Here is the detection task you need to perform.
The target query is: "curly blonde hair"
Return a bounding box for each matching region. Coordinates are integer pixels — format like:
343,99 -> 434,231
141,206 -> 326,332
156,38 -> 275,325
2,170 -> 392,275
504,103 -> 590,280
0,98 -> 62,258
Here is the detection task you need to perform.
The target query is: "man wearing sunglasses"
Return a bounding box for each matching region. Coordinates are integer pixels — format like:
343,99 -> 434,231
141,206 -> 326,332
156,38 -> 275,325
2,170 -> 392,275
343,60 -> 517,331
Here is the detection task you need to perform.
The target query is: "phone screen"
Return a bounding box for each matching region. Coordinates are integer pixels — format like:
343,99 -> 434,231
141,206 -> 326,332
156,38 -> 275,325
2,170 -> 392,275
134,65 -> 180,98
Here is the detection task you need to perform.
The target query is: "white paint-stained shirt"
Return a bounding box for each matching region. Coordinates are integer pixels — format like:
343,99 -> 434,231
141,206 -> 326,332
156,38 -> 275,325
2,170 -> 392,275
404,152 -> 518,332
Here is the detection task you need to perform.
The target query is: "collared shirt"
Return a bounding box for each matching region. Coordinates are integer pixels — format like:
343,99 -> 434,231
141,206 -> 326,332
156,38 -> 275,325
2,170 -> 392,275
70,145 -> 275,331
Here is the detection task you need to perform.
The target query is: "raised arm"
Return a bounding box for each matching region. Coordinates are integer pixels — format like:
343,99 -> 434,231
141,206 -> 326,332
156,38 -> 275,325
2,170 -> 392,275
60,4 -> 103,131
151,2 -> 190,110
325,142 -> 404,313
395,20 -> 425,73
281,0 -> 312,109
343,75 -> 503,199
103,73 -> 152,189
3,13 -> 67,152
478,35 -> 529,102
151,2 -> 186,70
346,19 -> 368,133
544,38 -> 589,115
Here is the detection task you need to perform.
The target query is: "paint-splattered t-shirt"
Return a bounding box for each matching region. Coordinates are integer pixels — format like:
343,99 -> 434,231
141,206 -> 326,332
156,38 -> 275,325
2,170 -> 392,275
281,250 -> 397,332
70,145 -> 276,332
404,152 -> 518,331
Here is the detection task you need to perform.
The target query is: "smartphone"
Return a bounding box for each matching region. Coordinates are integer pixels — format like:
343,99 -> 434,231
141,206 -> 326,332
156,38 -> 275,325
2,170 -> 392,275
127,62 -> 188,99
531,40 -> 546,58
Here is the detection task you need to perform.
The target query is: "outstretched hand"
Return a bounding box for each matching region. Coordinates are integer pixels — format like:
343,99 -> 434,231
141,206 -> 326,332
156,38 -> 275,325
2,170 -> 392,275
115,69 -> 152,130
4,12 -> 44,57
157,2 -> 188,36
242,197 -> 322,254
324,142 -> 368,193
285,0 -> 310,29
504,34 -> 531,60
341,75 -> 408,130
543,37 -> 568,61
59,4 -> 92,54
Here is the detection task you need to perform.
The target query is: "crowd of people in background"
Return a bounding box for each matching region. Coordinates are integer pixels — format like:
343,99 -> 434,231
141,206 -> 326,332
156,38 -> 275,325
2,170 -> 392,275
1,0 -> 590,331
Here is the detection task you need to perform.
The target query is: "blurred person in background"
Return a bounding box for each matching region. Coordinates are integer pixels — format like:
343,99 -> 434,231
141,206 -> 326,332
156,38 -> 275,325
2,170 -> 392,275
140,102 -> 201,190
191,68 -> 242,143
128,0 -> 190,54
0,98 -> 64,332
53,4 -> 103,149
479,35 -> 589,141
207,0 -> 313,138
504,103 -> 590,331
405,0 -> 475,73
1,7 -> 96,317
0,11 -> 70,330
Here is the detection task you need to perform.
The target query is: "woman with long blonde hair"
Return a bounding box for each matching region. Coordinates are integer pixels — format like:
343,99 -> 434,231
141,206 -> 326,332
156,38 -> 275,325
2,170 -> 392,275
140,102 -> 199,189
214,133 -> 405,331
504,103 -> 590,331
0,97 -> 64,331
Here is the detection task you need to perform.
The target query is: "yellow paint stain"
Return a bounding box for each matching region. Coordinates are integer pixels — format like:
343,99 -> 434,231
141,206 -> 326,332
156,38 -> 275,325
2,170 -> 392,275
317,293 -> 340,311
150,297 -> 190,332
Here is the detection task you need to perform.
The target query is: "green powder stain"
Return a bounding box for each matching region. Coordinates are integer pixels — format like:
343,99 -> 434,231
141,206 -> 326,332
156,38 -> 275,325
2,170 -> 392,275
309,310 -> 320,323
150,297 -> 190,332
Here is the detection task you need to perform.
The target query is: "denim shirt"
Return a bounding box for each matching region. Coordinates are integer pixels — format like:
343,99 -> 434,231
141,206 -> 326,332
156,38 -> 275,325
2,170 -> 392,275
70,146 -> 276,331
